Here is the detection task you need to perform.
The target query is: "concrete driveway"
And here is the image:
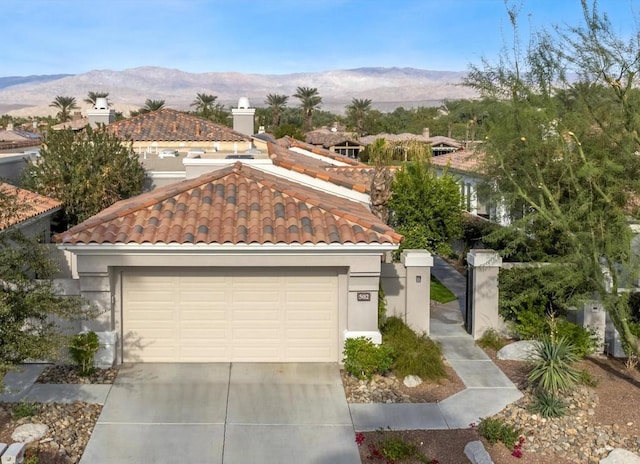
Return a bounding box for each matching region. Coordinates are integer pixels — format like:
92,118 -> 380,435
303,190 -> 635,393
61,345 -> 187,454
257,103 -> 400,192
80,363 -> 361,464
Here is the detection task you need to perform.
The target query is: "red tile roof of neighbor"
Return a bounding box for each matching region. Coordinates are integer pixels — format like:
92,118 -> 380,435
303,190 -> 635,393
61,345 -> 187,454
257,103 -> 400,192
430,149 -> 485,173
269,138 -> 383,192
0,183 -> 62,231
106,108 -> 251,143
54,162 -> 403,246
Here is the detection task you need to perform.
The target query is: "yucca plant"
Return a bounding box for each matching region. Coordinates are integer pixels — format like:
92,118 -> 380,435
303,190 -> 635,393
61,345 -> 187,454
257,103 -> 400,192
529,391 -> 566,418
528,335 -> 581,394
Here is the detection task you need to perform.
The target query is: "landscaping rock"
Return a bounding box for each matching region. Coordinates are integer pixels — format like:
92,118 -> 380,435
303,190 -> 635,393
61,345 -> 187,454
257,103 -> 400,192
497,340 -> 537,361
464,440 -> 493,464
403,375 -> 423,388
600,448 -> 640,464
11,423 -> 48,443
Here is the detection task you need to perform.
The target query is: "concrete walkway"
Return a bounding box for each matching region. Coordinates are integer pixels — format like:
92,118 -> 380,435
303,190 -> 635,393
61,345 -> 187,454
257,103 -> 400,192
350,256 -> 522,431
1,256 -> 523,460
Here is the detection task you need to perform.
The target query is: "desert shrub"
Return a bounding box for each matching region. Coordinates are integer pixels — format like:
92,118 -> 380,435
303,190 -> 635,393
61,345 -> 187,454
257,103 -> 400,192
68,331 -> 100,376
528,335 -> 581,394
342,337 -> 394,380
12,401 -> 40,419
529,391 -> 566,418
554,320 -> 599,358
477,328 -> 507,351
477,417 -> 522,447
382,317 -> 446,381
379,436 -> 417,461
576,369 -> 598,387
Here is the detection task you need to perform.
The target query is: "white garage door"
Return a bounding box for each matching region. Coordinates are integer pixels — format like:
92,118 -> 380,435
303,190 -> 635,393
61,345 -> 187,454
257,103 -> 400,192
122,270 -> 339,362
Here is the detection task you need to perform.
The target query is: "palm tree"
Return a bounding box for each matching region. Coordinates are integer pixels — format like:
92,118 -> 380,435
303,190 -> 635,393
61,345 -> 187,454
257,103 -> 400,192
190,93 -> 218,119
265,94 -> 288,130
49,96 -> 79,122
346,98 -> 372,135
131,99 -> 165,116
84,91 -> 110,106
293,86 -> 322,131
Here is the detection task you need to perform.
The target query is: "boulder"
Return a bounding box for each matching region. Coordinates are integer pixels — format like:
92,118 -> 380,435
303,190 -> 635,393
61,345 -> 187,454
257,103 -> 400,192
464,440 -> 493,464
402,375 -> 423,388
11,423 -> 49,443
497,340 -> 537,361
600,448 -> 640,464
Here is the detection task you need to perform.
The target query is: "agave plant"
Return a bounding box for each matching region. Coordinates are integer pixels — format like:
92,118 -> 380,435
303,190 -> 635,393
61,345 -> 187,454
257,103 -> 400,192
528,335 -> 581,394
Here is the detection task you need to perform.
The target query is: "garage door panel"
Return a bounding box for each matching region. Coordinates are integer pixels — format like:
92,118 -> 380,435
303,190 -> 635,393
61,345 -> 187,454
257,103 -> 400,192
123,272 -> 338,362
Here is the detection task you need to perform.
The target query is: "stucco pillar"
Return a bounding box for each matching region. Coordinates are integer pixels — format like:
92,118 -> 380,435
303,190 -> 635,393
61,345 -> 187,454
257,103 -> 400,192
345,272 -> 382,343
78,273 -> 112,332
467,249 -> 502,339
401,250 -> 433,335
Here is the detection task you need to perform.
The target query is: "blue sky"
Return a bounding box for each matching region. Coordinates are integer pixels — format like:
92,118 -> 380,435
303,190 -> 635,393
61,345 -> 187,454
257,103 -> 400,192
1,0 -> 637,76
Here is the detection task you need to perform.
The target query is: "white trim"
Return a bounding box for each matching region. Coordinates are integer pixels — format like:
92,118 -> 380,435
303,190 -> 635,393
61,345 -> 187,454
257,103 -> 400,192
146,171 -> 187,179
57,242 -> 398,255
254,163 -> 370,204
182,158 -> 273,167
290,147 -> 352,166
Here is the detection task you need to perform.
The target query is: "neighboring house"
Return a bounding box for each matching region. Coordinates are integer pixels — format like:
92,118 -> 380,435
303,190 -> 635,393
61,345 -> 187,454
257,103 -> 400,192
359,128 -> 462,157
0,182 -> 62,242
54,162 -> 402,363
430,149 -> 509,224
52,112 -> 89,131
305,128 -> 364,159
106,108 -> 254,155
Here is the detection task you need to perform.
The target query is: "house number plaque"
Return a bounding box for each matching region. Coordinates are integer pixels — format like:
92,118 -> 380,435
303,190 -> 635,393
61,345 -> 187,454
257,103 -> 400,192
357,292 -> 371,302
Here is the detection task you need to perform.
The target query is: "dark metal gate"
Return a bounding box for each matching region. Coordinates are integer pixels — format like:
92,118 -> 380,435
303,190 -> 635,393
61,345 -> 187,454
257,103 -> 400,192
464,265 -> 474,334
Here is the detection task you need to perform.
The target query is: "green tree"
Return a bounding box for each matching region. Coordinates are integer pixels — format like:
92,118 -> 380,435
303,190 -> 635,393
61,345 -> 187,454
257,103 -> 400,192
274,124 -> 305,140
190,93 -> 219,119
388,158 -> 463,256
0,190 -> 90,383
22,127 -> 145,227
465,0 -> 640,357
293,86 -> 322,131
84,91 -> 110,106
346,98 -> 372,135
49,96 -> 79,122
265,93 -> 289,130
130,99 -> 166,116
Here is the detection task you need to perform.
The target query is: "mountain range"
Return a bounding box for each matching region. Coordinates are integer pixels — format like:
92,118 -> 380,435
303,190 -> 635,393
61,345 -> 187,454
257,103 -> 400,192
0,67 -> 478,117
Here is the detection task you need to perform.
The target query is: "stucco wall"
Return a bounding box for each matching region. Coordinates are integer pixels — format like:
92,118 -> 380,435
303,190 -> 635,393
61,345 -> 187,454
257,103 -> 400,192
65,247 -> 387,363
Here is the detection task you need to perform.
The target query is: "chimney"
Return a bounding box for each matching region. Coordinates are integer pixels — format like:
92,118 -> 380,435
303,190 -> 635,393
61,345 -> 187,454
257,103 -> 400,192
422,127 -> 430,139
231,96 -> 256,136
195,123 -> 201,136
73,111 -> 82,121
6,122 -> 13,131
87,97 -> 115,128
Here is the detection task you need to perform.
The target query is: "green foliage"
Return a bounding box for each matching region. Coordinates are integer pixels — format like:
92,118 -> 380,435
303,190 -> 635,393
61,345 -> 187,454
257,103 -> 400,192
388,161 -> 463,257
382,317 -> 446,381
477,328 -> 507,351
465,1 -> 640,358
0,227 -> 91,380
528,336 -> 581,394
342,337 -> 394,380
554,320 -> 599,358
430,275 -> 457,304
529,391 -> 566,418
23,127 -> 145,227
274,124 -> 305,140
379,436 -> 417,461
378,282 -> 388,330
69,331 -> 100,376
12,401 -> 40,419
577,369 -> 598,388
476,417 -> 522,447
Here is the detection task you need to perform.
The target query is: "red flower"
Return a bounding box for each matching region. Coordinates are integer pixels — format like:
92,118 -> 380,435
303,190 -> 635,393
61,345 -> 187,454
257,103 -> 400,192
355,432 -> 366,446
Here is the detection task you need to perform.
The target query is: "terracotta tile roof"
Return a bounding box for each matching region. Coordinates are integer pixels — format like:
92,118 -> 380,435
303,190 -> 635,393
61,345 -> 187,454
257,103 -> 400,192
0,183 -> 62,231
268,141 -> 371,194
281,137 -> 363,166
305,129 -> 361,148
54,162 -> 402,246
106,108 -> 250,143
430,149 -> 485,174
359,133 -> 462,149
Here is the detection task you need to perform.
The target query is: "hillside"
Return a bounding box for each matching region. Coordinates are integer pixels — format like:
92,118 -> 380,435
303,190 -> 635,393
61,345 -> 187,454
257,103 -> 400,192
0,67 -> 478,117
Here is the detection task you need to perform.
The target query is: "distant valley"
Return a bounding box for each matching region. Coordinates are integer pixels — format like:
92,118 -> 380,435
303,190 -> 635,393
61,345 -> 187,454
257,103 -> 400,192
0,67 -> 478,117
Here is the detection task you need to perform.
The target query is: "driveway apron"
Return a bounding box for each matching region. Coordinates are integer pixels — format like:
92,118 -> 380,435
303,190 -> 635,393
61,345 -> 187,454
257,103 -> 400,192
80,363 -> 360,464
